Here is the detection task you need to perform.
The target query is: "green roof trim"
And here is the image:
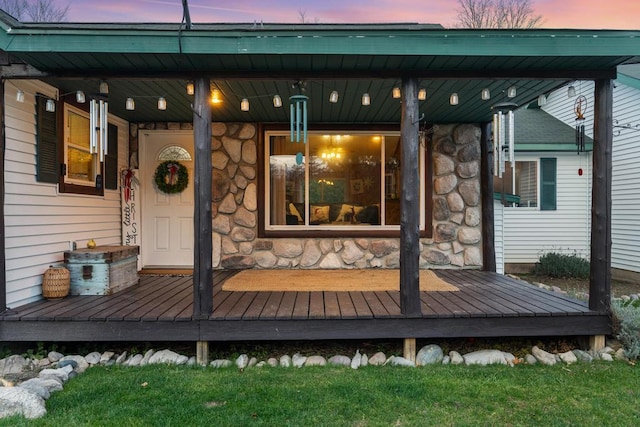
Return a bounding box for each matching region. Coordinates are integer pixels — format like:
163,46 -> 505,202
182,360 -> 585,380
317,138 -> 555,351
616,72 -> 640,91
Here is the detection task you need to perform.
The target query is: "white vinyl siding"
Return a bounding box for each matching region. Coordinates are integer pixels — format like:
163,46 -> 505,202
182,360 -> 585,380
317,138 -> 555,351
502,152 -> 592,264
493,200 -> 504,274
544,80 -> 640,274
3,80 -> 129,308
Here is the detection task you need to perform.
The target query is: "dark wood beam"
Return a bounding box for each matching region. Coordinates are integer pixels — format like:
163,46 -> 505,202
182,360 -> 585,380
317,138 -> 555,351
192,77 -> 213,319
399,77 -> 421,317
0,80 -> 7,311
589,79 -> 613,312
480,122 -> 496,272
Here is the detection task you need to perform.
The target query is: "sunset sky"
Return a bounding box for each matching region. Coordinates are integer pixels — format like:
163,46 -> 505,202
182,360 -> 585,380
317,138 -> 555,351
57,0 -> 639,29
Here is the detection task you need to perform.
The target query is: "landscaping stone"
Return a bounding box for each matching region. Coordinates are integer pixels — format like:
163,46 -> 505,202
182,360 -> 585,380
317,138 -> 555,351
236,354 -> 249,369
350,350 -> 362,370
463,350 -> 515,366
17,381 -> 50,400
100,351 -> 115,364
115,352 -> 128,365
600,353 -> 614,362
572,349 -> 593,363
328,355 -> 351,367
58,356 -> 89,373
279,355 -> 292,368
0,387 -> 46,419
360,353 -> 369,367
127,354 -> 144,367
292,353 -> 307,368
47,352 -> 64,363
267,358 -> 278,367
442,355 -> 450,365
449,351 -> 464,365
531,346 -> 556,366
416,344 -> 444,365
210,359 -> 233,368
148,349 -> 188,365
140,349 -> 155,366
368,352 -> 387,366
386,356 -> 416,367
0,355 -> 31,377
305,356 -> 327,367
85,352 -> 102,365
559,351 -> 578,364
525,354 -> 538,365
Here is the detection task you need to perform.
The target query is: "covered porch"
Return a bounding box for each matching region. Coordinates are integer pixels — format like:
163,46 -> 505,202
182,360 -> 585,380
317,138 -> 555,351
0,271 -> 609,344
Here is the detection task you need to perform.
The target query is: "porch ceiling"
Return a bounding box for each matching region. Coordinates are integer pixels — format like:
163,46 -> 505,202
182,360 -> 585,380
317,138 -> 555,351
2,21 -> 640,124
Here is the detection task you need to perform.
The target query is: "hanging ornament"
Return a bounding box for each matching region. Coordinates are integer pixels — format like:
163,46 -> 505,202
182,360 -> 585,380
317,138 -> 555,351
574,95 -> 587,154
289,81 -> 308,144
491,101 -> 517,177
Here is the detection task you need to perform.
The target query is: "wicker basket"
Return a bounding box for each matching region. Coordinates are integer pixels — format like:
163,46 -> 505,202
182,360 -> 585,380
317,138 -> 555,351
42,266 -> 70,299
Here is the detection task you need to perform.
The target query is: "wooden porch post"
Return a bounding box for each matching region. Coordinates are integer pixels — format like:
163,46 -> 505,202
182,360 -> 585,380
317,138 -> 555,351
0,80 -> 6,311
399,77 -> 421,317
480,122 -> 496,272
193,77 -> 213,319
589,78 -> 613,312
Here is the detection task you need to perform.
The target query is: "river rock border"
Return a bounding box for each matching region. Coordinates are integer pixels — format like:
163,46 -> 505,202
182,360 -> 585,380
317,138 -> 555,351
0,341 -> 625,420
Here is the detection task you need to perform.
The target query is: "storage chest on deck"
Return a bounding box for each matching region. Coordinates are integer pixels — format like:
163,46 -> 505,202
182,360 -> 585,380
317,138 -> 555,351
64,246 -> 139,295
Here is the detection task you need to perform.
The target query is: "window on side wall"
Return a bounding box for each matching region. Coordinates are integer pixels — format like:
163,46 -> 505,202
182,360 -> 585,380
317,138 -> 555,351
36,98 -> 119,195
494,158 -> 556,210
264,130 -> 428,234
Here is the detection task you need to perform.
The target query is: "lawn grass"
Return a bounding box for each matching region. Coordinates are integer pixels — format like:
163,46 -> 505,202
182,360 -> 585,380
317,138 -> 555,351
4,362 -> 638,426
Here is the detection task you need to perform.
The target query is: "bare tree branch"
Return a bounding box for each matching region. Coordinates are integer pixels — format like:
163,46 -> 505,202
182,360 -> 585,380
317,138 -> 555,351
0,0 -> 69,22
455,0 -> 542,29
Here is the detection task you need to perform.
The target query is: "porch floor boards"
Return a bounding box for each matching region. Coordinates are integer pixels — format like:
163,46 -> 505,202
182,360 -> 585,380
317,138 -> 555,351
0,270 -> 610,342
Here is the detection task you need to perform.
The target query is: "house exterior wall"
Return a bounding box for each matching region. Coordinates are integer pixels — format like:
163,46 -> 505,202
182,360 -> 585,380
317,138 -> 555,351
3,80 -> 129,308
544,80 -> 640,275
493,199 -> 504,275
501,152 -> 592,264
131,122 -> 484,271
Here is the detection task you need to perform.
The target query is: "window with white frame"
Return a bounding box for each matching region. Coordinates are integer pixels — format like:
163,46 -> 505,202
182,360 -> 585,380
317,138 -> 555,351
265,130 -> 427,231
494,158 -> 556,210
64,104 -> 99,187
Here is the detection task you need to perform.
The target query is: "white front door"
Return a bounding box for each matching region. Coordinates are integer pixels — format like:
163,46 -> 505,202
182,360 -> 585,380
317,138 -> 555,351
140,131 -> 194,267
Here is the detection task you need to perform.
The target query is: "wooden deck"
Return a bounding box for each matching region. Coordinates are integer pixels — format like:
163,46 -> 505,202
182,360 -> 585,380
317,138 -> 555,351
0,270 -> 611,342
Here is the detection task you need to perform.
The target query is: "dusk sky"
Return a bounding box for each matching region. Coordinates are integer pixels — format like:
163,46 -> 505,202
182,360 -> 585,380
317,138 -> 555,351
57,0 -> 639,29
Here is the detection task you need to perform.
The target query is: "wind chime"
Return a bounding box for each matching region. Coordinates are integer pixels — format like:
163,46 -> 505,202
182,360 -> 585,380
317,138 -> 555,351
289,81 -> 308,143
491,103 -> 516,177
89,99 -> 109,162
574,95 -> 587,154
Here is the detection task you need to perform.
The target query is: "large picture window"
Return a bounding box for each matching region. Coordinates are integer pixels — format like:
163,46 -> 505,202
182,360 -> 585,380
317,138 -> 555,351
265,130 -> 426,232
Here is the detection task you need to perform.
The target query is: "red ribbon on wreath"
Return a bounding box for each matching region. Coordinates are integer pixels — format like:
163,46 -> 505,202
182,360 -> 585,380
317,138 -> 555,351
167,163 -> 179,185
121,169 -> 136,203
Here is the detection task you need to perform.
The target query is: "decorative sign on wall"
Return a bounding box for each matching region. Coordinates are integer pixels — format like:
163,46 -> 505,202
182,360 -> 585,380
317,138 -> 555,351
121,169 -> 140,249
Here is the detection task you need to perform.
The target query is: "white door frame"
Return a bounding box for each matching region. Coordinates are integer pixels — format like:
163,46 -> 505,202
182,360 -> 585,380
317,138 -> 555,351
139,129 -> 195,268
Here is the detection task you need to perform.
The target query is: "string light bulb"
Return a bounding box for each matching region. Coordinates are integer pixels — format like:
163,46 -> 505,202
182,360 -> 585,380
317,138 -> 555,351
125,97 -> 135,110
76,91 -> 86,103
16,90 -> 24,103
329,90 -> 339,103
392,87 -> 401,99
45,99 -> 56,112
273,94 -> 282,108
241,98 -> 250,111
507,85 -> 517,98
186,82 -> 194,95
210,88 -> 222,104
157,97 -> 167,110
449,93 -> 459,106
361,93 -> 371,106
418,88 -> 427,101
481,88 -> 491,100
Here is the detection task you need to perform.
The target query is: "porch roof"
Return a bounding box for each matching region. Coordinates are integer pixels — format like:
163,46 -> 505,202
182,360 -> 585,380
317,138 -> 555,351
1,15 -> 640,124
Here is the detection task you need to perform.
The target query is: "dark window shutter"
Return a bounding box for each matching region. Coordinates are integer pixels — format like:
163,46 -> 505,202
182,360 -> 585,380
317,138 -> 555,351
104,123 -> 119,190
35,95 -> 59,183
540,157 -> 557,211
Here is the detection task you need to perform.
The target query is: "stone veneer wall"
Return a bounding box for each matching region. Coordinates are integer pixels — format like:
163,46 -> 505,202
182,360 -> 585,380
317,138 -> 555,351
130,122 -> 483,270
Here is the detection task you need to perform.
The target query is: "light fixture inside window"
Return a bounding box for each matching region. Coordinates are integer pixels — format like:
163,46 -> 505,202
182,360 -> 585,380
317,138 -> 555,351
76,91 -> 86,103
362,93 -> 371,106
418,88 -> 427,101
273,94 -> 282,108
507,85 -> 517,98
392,87 -> 401,99
157,97 -> 167,110
537,94 -> 547,107
186,82 -> 194,95
16,90 -> 24,103
449,93 -> 459,106
126,97 -> 135,110
241,98 -> 250,111
567,85 -> 576,98
329,90 -> 339,103
210,88 -> 222,104
45,99 -> 55,112
481,88 -> 491,100
99,80 -> 109,95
